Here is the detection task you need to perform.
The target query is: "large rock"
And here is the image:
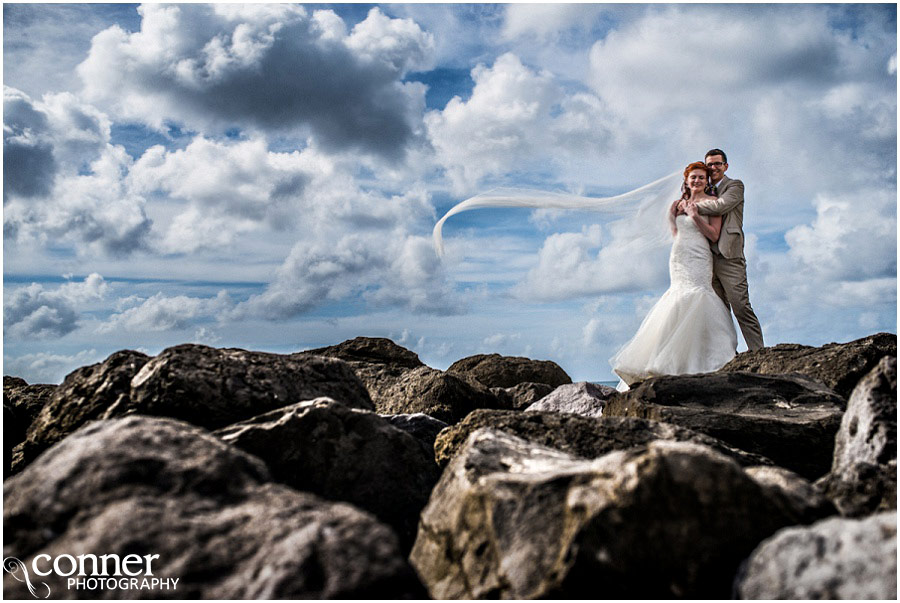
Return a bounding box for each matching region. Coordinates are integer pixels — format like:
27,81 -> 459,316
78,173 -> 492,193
433,409 -> 774,468
490,381 -> 555,411
524,381 -> 615,417
447,353 -> 572,389
375,365 -> 503,424
745,465 -> 837,524
817,355 -> 897,516
13,350 -> 149,474
215,398 -> 440,551
381,412 -> 448,459
3,416 -> 425,599
301,337 -> 424,409
720,332 -> 896,398
3,377 -> 56,477
604,372 -> 845,479
411,430 -> 832,599
734,511 -> 897,599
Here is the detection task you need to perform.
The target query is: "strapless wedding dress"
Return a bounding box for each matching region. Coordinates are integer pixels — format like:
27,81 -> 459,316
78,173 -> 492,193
611,214 -> 737,389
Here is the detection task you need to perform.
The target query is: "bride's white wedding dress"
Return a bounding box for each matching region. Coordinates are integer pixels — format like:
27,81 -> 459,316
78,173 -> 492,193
611,213 -> 737,389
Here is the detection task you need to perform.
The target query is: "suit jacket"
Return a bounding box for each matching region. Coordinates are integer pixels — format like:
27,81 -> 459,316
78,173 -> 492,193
696,175 -> 745,260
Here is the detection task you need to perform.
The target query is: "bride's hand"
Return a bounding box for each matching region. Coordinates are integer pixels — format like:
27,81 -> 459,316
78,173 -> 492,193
685,202 -> 699,217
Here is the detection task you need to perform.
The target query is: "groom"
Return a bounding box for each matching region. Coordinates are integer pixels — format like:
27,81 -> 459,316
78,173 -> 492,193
695,148 -> 765,351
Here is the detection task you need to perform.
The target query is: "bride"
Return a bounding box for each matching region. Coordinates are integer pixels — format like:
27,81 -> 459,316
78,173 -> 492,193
610,161 -> 737,390
432,160 -> 737,390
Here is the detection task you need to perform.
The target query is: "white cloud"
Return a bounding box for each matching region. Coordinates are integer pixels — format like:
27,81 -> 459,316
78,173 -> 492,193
98,290 -> 232,333
501,4 -> 606,41
4,274 -> 108,339
4,349 -> 104,385
425,53 -> 613,194
77,4 -> 433,158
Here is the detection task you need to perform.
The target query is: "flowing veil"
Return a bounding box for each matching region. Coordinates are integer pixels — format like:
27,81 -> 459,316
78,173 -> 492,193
432,171 -> 683,260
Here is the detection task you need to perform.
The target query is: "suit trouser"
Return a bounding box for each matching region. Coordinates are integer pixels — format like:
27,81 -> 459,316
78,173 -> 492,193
711,253 -> 765,351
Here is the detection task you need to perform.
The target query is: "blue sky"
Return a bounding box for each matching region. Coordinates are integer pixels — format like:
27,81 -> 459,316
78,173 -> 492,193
4,3 -> 897,384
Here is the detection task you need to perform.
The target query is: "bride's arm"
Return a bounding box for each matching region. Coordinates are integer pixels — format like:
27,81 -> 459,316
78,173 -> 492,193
686,203 -> 722,242
668,200 -> 681,235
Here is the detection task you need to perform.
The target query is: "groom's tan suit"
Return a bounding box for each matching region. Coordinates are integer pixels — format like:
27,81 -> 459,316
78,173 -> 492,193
696,175 -> 765,351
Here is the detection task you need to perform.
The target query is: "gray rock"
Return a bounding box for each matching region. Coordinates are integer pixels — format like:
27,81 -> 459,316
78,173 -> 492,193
215,398 -> 440,551
128,344 -> 374,426
817,356 -> 897,516
300,337 -> 424,409
411,430 -> 829,599
720,332 -> 896,398
3,377 -> 56,476
745,465 -> 837,524
490,381 -> 555,411
433,408 -> 775,468
13,350 -> 149,474
524,381 -> 615,417
3,416 -> 424,599
734,511 -> 897,599
604,372 -> 845,479
447,353 -> 571,389
381,412 -> 448,458
375,365 -> 503,424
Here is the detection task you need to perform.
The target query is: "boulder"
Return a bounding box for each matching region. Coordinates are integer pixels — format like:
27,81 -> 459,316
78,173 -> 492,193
734,511 -> 897,599
433,409 -> 774,468
3,377 -> 55,476
215,398 -> 440,551
524,381 -> 615,417
817,355 -> 897,516
720,332 -> 896,398
490,381 -> 555,411
13,350 -> 149,474
300,337 -> 424,409
375,365 -> 503,424
381,412 -> 448,459
3,416 -> 425,599
745,465 -> 837,524
603,372 -> 845,479
447,353 -> 571,389
410,430 -> 832,599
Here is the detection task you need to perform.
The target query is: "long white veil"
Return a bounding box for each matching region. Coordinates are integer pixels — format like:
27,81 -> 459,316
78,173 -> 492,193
432,171 -> 682,259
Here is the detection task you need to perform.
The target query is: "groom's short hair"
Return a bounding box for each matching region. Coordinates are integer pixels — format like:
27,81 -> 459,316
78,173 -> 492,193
705,148 -> 728,163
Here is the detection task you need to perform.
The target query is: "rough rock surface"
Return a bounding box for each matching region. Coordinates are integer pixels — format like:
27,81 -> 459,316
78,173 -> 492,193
433,409 -> 774,468
490,381 -> 555,411
817,356 -> 897,516
301,337 -> 424,409
215,398 -> 440,551
745,465 -> 837,524
720,332 -> 896,398
734,511 -> 897,599
381,413 -> 448,459
13,350 -> 149,474
604,372 -> 845,479
3,416 -> 425,599
375,365 -> 503,424
524,381 -> 615,417
447,353 -> 571,389
130,345 -> 374,427
3,377 -> 56,476
411,430 -> 832,599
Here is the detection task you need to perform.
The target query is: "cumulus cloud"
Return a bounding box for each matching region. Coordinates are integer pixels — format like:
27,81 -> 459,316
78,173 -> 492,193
235,231 -> 462,320
501,4 -> 607,41
785,191 -> 896,281
98,290 -> 232,333
3,88 -> 151,255
425,52 -> 613,193
4,274 -> 108,339
77,5 -> 433,159
4,349 -> 103,385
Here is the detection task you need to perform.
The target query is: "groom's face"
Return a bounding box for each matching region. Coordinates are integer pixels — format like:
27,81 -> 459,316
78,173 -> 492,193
705,154 -> 728,182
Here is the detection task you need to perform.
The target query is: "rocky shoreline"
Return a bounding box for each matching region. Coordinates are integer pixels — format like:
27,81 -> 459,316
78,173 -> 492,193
3,333 -> 897,599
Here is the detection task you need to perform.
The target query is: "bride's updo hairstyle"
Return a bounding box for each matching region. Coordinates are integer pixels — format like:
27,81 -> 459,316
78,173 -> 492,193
681,161 -> 714,200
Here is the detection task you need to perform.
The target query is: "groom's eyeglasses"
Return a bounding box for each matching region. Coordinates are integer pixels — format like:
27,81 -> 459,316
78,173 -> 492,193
706,161 -> 726,167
